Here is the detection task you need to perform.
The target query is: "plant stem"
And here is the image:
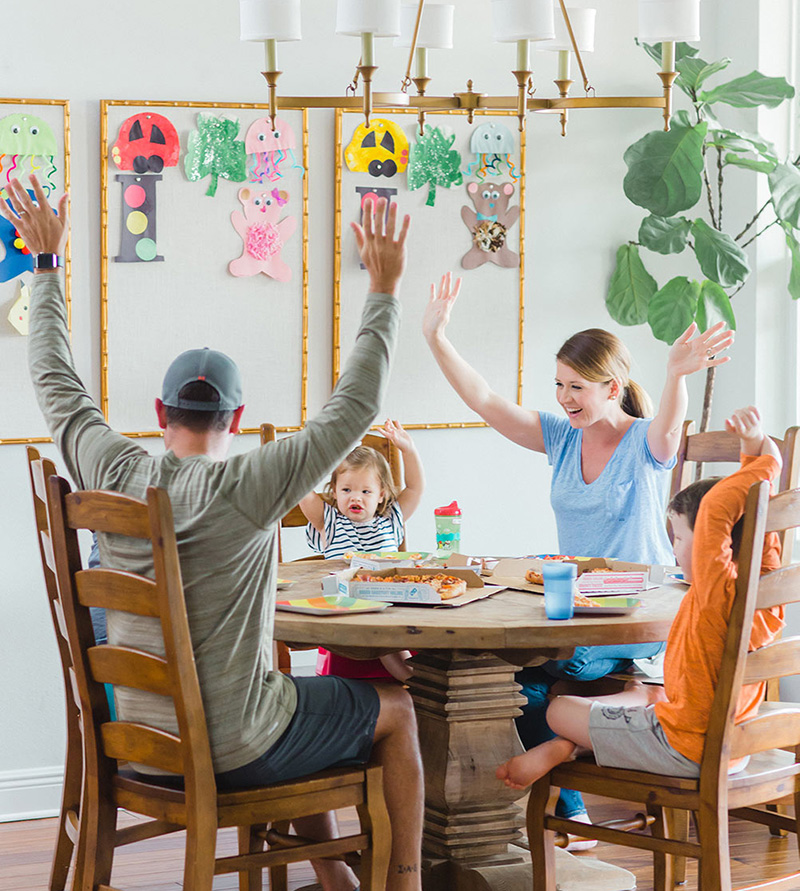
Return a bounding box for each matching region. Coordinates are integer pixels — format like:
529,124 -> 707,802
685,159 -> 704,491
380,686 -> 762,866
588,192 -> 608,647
699,365 -> 716,436
717,149 -> 724,230
702,148 -> 718,229
741,218 -> 779,249
735,199 -> 770,241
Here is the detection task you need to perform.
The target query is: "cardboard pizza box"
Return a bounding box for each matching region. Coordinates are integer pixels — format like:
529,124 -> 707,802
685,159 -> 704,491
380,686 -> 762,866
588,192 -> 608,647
347,550 -> 434,571
490,557 -> 651,595
322,566 -> 505,607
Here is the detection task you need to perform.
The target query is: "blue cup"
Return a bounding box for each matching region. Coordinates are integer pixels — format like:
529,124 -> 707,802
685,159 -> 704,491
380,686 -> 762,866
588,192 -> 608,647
542,562 -> 577,620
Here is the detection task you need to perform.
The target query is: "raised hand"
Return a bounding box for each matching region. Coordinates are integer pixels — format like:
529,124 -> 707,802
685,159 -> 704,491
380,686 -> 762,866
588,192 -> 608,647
351,196 -> 410,296
381,418 -> 413,451
0,174 -> 69,258
725,405 -> 765,453
667,321 -> 734,378
422,271 -> 462,343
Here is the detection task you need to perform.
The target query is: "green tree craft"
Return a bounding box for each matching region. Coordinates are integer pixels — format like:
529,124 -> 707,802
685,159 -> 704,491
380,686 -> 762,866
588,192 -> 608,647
183,113 -> 246,197
407,126 -> 463,207
605,41 -> 798,430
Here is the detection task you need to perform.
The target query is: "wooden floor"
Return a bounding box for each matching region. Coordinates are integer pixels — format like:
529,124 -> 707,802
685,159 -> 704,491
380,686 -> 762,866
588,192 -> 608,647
2,795 -> 799,891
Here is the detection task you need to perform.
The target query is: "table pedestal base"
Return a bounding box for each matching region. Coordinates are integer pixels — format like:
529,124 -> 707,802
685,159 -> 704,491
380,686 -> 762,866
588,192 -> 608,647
408,651 -> 529,891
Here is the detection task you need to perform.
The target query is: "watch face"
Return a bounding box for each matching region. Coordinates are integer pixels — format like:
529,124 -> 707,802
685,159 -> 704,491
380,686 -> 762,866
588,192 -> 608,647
34,253 -> 62,269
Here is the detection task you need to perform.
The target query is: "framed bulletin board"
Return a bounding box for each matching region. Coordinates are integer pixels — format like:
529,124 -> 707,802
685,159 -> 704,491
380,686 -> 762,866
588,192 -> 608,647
100,100 -> 308,437
0,98 -> 70,445
334,108 -> 526,429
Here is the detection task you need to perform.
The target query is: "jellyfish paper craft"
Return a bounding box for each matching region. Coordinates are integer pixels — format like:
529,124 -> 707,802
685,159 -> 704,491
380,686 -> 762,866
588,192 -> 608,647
464,122 -> 519,182
0,114 -> 58,195
345,118 -> 408,179
245,117 -> 304,184
111,112 -> 180,174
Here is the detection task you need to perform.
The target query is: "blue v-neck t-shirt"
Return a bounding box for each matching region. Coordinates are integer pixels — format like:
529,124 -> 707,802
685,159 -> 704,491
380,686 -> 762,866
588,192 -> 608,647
539,412 -> 676,566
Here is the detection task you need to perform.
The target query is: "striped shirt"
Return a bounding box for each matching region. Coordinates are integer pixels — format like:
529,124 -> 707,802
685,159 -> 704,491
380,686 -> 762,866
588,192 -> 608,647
307,501 -> 405,558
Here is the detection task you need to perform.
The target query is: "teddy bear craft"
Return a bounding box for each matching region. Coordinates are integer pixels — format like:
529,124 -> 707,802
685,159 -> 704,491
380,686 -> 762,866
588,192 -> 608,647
229,185 -> 297,281
460,181 -> 520,270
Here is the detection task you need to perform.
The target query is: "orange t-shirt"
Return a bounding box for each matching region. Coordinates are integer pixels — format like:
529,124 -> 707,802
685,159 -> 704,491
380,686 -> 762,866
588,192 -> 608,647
654,454 -> 784,764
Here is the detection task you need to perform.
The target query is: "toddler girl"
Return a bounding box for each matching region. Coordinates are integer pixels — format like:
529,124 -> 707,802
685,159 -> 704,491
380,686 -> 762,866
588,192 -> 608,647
299,419 -> 424,681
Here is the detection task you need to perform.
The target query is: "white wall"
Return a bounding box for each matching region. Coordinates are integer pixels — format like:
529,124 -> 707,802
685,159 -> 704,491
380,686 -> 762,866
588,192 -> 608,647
1,0 -> 797,820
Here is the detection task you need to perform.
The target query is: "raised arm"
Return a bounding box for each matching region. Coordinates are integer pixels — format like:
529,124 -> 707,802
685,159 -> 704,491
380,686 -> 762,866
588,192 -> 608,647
298,491 -> 326,535
1,175 -> 141,489
725,405 -> 782,464
648,321 -> 734,464
381,419 -> 424,520
422,272 -> 544,452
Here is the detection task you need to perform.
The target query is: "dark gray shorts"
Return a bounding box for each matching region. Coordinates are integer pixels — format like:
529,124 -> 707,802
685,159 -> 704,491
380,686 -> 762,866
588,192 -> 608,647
215,675 -> 381,789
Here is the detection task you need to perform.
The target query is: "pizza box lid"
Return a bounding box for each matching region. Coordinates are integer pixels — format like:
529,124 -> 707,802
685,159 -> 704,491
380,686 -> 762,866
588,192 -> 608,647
490,557 -> 651,594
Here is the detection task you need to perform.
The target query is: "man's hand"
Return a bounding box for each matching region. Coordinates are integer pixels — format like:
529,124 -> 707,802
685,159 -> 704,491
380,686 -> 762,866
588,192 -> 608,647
0,174 -> 69,263
351,196 -> 410,296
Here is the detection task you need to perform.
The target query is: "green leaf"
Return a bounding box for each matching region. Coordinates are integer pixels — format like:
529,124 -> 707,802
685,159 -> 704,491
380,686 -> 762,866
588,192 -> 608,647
671,109 -> 694,129
676,56 -> 731,91
638,215 -> 691,254
769,162 -> 800,228
696,280 -> 737,331
606,244 -> 658,326
648,278 -> 701,344
691,219 -> 751,287
637,40 -> 699,67
623,120 -> 707,216
699,71 -> 795,109
786,227 -> 800,301
723,154 -> 777,174
706,127 -> 776,157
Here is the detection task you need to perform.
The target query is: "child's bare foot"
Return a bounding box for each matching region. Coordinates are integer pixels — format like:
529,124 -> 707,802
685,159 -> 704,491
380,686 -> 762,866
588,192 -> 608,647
496,738 -> 578,790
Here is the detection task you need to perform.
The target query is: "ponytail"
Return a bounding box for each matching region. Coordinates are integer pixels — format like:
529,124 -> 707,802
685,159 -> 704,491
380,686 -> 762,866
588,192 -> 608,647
621,379 -> 653,419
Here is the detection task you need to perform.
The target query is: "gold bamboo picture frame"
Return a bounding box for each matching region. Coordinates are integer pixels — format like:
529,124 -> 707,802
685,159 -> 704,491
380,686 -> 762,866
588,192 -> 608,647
333,107 -> 526,430
0,98 -> 71,445
100,100 -> 309,438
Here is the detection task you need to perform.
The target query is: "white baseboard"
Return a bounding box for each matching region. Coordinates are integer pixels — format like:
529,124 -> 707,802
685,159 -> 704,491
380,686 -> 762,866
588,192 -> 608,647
0,765 -> 63,823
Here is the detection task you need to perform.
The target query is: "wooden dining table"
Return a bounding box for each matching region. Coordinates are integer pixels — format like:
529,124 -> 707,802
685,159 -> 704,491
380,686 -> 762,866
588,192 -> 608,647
275,559 -> 686,891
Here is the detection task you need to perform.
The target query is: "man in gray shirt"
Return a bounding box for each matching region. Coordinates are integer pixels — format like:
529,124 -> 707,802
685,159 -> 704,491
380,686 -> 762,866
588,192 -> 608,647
6,175 -> 423,891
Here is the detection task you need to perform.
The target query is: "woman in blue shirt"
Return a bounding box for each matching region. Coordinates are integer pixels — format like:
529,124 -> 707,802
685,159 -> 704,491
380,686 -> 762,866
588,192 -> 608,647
422,272 -> 733,839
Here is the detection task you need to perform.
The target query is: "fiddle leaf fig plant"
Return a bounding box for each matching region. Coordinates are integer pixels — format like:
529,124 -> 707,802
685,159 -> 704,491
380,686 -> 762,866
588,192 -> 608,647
606,41 -> 798,430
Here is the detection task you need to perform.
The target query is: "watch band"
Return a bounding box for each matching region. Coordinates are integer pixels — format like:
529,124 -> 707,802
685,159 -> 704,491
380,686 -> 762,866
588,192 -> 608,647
33,252 -> 64,270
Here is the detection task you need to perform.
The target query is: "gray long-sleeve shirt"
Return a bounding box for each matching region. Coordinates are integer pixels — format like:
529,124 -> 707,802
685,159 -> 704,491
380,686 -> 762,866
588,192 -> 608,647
29,273 -> 400,772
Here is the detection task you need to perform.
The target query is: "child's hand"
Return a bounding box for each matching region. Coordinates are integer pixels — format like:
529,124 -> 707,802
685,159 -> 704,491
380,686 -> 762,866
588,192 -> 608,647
382,418 -> 413,451
725,406 -> 765,454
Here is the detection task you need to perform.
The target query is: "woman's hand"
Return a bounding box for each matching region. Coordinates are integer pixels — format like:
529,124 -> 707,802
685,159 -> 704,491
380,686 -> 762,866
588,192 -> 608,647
422,271 -> 462,343
381,418 -> 413,452
0,174 -> 69,258
666,321 -> 734,378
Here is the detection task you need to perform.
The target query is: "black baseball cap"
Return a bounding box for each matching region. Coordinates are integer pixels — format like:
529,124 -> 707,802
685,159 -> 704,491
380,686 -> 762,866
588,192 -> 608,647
161,348 -> 243,411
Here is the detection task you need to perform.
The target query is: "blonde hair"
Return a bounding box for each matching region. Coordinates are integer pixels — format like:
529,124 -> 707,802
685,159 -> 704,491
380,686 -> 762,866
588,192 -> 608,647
556,328 -> 653,418
322,446 -> 399,517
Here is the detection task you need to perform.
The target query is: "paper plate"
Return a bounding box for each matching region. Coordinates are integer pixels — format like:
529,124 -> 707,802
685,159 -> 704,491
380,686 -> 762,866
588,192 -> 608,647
276,579 -> 295,590
573,597 -> 641,616
276,596 -> 391,616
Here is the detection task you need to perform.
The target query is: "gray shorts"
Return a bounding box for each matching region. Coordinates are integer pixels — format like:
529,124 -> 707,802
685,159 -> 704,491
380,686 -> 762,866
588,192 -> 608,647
588,703 -> 700,778
216,675 -> 381,789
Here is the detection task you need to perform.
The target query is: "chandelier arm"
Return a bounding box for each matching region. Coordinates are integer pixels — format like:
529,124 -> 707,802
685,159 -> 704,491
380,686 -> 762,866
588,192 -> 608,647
557,0 -> 593,94
401,0 -> 426,93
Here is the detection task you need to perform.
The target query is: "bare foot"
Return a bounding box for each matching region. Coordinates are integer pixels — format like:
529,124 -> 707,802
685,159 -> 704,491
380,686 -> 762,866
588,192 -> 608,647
496,738 -> 578,790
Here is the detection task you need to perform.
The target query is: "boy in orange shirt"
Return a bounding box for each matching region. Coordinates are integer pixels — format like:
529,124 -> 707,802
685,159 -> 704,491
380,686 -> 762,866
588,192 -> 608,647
496,405 -> 784,788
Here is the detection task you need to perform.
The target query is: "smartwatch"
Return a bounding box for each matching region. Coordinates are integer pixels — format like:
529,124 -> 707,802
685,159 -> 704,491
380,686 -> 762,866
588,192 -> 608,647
33,253 -> 64,270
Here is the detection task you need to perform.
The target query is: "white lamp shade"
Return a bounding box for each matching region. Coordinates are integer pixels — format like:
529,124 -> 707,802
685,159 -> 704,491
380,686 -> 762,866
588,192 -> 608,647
538,7 -> 595,52
492,0 -> 555,42
336,0 -> 401,36
638,0 -> 700,42
239,0 -> 301,41
395,4 -> 454,49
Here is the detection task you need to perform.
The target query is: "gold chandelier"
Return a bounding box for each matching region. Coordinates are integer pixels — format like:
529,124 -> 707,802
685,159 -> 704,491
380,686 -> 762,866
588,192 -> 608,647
239,0 -> 701,134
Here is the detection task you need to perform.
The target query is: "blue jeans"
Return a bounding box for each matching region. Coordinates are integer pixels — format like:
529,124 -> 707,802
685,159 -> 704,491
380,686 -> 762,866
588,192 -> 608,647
515,642 -> 665,817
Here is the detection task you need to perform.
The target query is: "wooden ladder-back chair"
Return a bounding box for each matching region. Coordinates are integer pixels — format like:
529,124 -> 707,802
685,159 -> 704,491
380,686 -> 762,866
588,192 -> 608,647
528,478 -> 800,891
45,474 -> 391,891
26,447 -> 84,891
670,421 -> 800,561
260,423 -> 406,561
